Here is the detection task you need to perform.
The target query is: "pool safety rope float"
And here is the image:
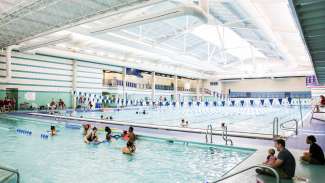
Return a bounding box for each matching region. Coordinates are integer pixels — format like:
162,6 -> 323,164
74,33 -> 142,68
65,123 -> 81,129
16,128 -> 32,136
40,133 -> 49,139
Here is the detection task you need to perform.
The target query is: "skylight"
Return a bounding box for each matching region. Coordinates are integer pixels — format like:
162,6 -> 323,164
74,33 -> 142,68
191,24 -> 265,60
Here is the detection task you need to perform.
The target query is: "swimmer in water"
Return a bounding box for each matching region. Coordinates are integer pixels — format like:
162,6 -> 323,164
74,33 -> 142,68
50,125 -> 57,136
180,119 -> 185,127
122,141 -> 136,154
128,126 -> 136,143
121,130 -> 128,140
185,121 -> 189,128
83,124 -> 91,136
105,126 -> 112,141
84,127 -> 99,144
100,115 -> 104,120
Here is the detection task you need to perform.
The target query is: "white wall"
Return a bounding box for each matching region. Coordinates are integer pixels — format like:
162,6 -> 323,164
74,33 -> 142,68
0,52 -> 122,93
221,77 -> 310,93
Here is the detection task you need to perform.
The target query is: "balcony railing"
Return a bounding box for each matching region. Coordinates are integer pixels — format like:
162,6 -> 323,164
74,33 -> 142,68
103,79 -> 199,92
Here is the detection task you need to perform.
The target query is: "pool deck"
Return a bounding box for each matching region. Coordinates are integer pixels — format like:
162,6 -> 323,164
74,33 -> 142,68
220,148 -> 325,183
0,169 -> 16,183
2,112 -> 325,183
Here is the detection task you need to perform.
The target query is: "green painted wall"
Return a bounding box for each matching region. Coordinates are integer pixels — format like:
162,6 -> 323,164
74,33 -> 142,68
17,91 -> 72,109
1,90 -> 72,109
0,90 -> 5,99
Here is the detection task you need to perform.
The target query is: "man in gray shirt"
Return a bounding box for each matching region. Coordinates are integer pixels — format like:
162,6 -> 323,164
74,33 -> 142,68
256,139 -> 296,179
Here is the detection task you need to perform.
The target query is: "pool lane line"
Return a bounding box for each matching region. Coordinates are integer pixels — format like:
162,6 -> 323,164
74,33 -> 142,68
27,113 -> 276,140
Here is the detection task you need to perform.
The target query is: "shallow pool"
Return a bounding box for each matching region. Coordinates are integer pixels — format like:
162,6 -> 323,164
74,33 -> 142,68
0,115 -> 254,183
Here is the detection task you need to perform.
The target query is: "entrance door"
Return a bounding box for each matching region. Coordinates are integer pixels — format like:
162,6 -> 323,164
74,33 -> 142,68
6,88 -> 18,110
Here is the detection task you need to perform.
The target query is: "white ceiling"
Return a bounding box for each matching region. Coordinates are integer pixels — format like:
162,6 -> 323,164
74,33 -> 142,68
1,0 -> 314,80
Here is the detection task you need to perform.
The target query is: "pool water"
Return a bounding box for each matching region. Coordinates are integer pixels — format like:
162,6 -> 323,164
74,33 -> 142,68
0,115 -> 254,183
74,106 -> 311,134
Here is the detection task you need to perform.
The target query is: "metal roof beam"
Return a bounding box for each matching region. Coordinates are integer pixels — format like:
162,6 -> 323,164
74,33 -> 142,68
91,5 -> 208,34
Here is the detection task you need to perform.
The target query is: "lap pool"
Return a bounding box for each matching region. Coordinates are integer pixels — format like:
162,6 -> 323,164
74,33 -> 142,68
73,106 -> 311,135
0,115 -> 255,183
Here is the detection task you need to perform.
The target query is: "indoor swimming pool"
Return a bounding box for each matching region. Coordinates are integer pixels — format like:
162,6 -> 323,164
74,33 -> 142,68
0,115 -> 255,183
72,106 -> 311,135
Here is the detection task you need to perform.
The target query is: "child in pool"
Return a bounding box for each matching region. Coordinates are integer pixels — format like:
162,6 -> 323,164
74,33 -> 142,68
105,126 -> 112,141
121,130 -> 128,141
122,141 -> 136,154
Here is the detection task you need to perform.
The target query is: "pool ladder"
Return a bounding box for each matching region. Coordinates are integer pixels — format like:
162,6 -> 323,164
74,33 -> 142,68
0,165 -> 20,183
205,124 -> 233,146
205,124 -> 213,143
273,117 -> 298,139
221,123 -> 233,146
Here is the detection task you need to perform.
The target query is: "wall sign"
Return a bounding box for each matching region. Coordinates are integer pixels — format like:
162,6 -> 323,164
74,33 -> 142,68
25,92 -> 36,101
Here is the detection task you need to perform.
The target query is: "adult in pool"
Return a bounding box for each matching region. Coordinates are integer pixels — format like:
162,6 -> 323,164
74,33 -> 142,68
82,124 -> 91,136
127,126 -> 136,143
50,125 -> 57,136
122,141 -> 136,154
105,126 -> 112,141
84,127 -> 99,144
180,119 -> 185,127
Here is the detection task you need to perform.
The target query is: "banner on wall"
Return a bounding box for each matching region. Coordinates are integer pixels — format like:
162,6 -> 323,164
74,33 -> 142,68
25,92 -> 36,101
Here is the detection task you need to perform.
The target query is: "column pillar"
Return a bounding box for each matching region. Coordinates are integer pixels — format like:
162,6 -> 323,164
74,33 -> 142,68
196,79 -> 201,101
6,46 -> 12,79
122,67 -> 127,106
72,60 -> 77,109
151,71 -> 156,102
174,75 -> 178,102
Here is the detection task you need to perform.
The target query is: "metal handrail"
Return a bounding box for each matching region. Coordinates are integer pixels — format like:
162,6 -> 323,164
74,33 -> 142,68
205,124 -> 213,143
211,164 -> 280,183
298,97 -> 303,127
221,124 -> 233,146
0,165 -> 20,183
279,119 -> 298,135
272,117 -> 279,138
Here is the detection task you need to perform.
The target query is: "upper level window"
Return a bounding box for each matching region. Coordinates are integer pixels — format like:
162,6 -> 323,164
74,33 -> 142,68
210,82 -> 218,86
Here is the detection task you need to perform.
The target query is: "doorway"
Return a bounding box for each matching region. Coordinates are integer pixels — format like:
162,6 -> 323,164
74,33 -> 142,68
6,88 -> 18,110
